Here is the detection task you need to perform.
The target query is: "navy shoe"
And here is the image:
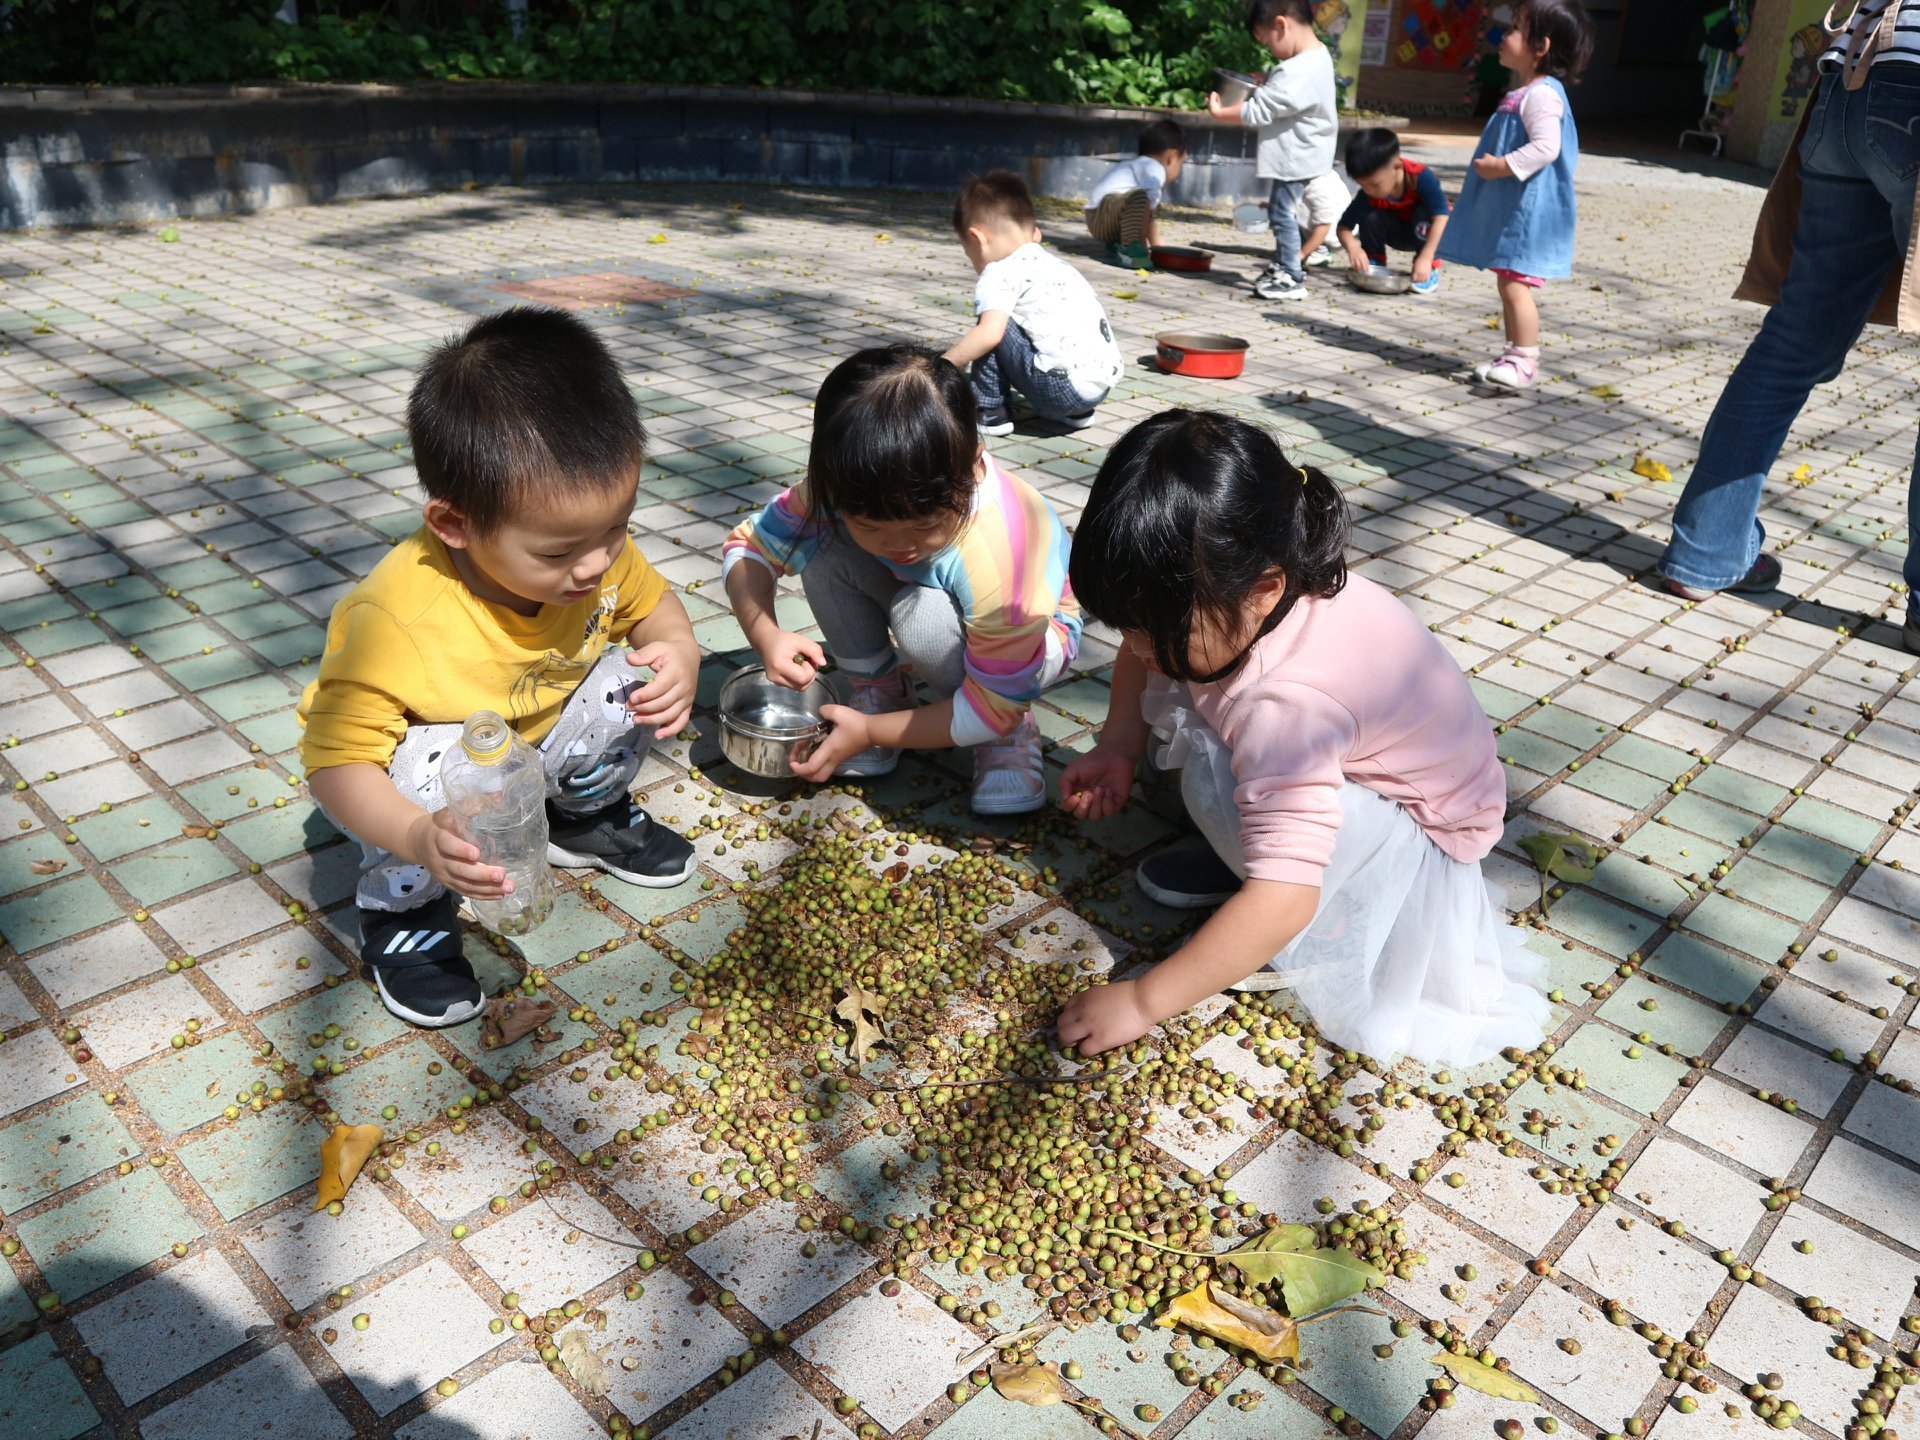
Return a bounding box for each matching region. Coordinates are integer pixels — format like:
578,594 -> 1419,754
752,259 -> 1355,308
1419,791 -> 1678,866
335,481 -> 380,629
359,892 -> 483,1027
547,799 -> 695,888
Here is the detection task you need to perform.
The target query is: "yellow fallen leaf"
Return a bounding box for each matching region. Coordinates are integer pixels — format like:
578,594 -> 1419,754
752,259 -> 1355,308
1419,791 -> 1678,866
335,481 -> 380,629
1791,463 -> 1814,485
1112,290 -> 1139,301
1156,1281 -> 1299,1362
1631,455 -> 1671,483
990,1361 -> 1068,1406
1432,1351 -> 1540,1402
647,232 -> 668,244
314,1123 -> 382,1210
1586,384 -> 1622,399
875,232 -> 892,243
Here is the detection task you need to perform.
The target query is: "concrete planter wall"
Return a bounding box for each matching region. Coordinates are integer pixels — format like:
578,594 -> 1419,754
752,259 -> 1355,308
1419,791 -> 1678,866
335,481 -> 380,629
0,82 -> 1391,230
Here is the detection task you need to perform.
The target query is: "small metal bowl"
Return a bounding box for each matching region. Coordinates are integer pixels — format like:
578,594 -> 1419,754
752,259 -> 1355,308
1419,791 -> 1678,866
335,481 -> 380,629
1213,67 -> 1259,106
717,665 -> 833,778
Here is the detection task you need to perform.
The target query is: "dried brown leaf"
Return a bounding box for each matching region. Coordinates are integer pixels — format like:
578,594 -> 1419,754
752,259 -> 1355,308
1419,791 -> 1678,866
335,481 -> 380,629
181,824 -> 217,839
481,994 -> 558,1050
313,1123 -> 383,1210
28,858 -> 66,875
1156,1281 -> 1299,1362
990,1361 -> 1068,1407
835,983 -> 890,1066
557,1328 -> 612,1397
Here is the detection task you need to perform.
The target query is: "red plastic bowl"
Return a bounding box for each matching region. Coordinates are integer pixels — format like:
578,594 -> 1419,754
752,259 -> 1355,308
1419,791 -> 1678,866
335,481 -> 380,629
1154,332 -> 1249,379
1150,245 -> 1214,273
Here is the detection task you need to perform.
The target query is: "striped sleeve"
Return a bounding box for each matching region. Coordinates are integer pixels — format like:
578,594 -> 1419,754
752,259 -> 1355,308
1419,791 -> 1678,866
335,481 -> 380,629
721,482 -> 829,580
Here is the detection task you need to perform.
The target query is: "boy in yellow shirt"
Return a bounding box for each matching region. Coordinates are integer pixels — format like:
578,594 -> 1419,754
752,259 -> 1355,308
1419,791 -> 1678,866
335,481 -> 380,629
299,307 -> 699,1027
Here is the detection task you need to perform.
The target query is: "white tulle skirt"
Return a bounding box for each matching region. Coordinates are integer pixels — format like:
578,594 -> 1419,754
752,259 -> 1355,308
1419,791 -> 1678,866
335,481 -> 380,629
1146,680 -> 1548,1068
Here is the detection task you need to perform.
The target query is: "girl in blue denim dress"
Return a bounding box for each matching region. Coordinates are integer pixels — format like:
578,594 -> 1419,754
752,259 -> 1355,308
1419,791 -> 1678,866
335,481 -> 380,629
1437,0 -> 1595,389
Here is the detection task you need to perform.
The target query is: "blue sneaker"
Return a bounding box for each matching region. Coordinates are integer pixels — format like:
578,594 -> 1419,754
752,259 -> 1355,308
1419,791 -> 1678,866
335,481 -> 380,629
1410,273 -> 1442,296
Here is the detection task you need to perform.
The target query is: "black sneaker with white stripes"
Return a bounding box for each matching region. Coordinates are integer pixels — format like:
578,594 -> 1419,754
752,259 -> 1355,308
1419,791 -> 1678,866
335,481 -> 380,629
358,892 -> 483,1028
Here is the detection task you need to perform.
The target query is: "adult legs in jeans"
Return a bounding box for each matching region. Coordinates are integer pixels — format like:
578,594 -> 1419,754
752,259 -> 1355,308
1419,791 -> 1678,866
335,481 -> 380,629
969,321 -> 1101,422
1661,74 -> 1917,602
1264,178 -> 1308,281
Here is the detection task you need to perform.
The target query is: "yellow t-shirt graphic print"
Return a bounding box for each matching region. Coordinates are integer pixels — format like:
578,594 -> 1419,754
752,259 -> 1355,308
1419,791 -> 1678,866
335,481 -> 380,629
297,526 -> 668,774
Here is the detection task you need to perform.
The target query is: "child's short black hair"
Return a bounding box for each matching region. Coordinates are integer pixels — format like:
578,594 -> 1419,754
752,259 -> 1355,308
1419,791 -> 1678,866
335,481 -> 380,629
806,345 -> 979,527
1344,127 -> 1402,180
407,306 -> 643,534
1247,0 -> 1313,34
1137,119 -> 1187,157
951,170 -> 1036,236
1516,0 -> 1594,81
1071,410 -> 1348,684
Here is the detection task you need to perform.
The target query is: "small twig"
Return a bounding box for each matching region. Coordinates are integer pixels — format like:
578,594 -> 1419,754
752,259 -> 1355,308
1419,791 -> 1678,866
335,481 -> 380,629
874,1068 -> 1132,1092
537,1183 -> 644,1251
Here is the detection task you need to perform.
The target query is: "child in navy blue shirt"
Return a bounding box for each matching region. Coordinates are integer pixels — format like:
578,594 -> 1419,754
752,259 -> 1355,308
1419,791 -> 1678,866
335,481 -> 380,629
1335,128 -> 1451,295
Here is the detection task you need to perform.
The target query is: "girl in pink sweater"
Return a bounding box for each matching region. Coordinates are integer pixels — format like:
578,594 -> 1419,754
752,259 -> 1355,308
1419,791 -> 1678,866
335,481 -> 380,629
1058,410 -> 1547,1064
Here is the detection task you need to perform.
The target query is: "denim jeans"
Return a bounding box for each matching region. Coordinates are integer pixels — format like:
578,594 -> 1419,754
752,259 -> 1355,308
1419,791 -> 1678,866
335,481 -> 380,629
971,320 -> 1104,420
1660,67 -> 1920,606
1265,178 -> 1308,280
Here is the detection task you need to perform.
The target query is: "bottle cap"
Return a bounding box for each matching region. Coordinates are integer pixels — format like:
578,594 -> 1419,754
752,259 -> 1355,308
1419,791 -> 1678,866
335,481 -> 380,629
460,712 -> 512,764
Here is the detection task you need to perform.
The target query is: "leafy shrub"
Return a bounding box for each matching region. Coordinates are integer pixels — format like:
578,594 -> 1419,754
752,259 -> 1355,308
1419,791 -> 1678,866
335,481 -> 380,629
0,0 -> 1275,108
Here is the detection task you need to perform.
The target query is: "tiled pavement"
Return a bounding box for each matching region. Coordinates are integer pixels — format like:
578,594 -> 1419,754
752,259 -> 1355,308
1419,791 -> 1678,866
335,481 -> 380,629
1,147 -> 1918,1440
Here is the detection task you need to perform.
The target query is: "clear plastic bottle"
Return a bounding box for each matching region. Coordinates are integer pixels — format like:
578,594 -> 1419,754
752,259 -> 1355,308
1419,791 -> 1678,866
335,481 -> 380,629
438,711 -> 555,937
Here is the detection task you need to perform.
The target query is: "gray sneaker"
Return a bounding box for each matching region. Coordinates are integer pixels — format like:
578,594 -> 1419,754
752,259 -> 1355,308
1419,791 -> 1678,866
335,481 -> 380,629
1137,842 -> 1242,909
1253,269 -> 1307,302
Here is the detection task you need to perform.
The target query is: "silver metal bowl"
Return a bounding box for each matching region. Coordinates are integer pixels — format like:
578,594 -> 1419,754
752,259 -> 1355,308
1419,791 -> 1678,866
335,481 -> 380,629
716,665 -> 832,778
1213,68 -> 1259,106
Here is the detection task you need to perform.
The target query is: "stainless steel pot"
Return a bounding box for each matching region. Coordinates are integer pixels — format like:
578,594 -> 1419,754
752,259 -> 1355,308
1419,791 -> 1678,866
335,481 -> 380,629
1213,68 -> 1259,106
717,665 -> 833,778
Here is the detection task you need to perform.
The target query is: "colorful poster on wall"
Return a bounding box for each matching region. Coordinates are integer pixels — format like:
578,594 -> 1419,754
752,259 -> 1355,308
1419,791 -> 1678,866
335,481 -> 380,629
1397,0 -> 1482,68
1316,0 -> 1372,108
1360,6 -> 1390,64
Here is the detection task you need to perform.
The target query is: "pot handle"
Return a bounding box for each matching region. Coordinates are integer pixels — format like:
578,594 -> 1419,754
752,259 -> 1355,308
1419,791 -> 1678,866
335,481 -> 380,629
790,721 -> 829,768
1156,343 -> 1185,367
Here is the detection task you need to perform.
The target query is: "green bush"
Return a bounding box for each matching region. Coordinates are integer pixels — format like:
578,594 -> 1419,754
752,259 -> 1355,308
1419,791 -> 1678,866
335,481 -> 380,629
0,0 -> 1273,108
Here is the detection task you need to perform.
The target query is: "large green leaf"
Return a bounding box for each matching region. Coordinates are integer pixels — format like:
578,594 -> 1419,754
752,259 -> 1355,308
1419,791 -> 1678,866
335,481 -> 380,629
1516,832 -> 1602,915
1220,1226 -> 1382,1316
1432,1351 -> 1540,1403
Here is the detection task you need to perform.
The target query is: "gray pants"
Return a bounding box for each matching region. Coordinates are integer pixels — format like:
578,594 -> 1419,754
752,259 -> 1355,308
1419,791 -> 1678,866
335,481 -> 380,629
800,533 -> 968,690
335,650 -> 654,913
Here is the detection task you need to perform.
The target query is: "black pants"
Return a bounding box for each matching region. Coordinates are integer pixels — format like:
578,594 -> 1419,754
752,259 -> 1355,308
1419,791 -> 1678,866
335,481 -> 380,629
1355,210 -> 1437,264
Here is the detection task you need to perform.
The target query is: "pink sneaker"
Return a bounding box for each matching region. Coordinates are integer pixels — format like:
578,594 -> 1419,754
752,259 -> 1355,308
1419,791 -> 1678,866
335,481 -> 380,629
971,715 -> 1045,815
838,671 -> 914,778
1483,349 -> 1539,390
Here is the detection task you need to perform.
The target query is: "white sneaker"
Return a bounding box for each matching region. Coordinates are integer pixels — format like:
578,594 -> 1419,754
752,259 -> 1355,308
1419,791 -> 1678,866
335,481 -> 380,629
1484,352 -> 1539,389
971,715 -> 1045,815
1304,243 -> 1336,269
837,671 -> 913,778
1253,269 -> 1307,302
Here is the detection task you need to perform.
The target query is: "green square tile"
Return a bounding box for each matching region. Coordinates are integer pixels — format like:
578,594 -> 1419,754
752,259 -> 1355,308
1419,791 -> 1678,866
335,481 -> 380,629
1544,889 -> 1663,959
134,620 -> 228,663
1077,802 -> 1178,860
17,618 -> 102,658
1551,1024 -> 1687,1114
178,770 -> 296,824
0,1253 -> 30,1327
1282,1304 -> 1431,1437
1037,1317 -> 1228,1424
562,937 -> 687,1013
219,598 -> 306,639
1620,819 -> 1727,875
1747,826 -> 1856,887
1472,681 -> 1533,723
1597,973 -> 1732,1058
71,796 -> 188,861
200,674 -> 297,722
1181,1372 -> 1344,1440
1543,941 -> 1614,999
0,1091 -> 140,1211
507,891 -> 627,970
321,1035 -> 476,1130
252,627 -> 327,668
124,1031 -> 266,1134
0,875 -> 122,953
1605,734 -> 1698,782
1039,677 -> 1112,725
656,897 -> 744,965
591,869 -> 704,925
238,710 -> 303,756
1642,933 -> 1765,1008
153,556 -> 235,589
257,982 -> 410,1074
1660,793 -> 1758,847
0,593 -> 78,630
1587,852 -> 1684,920
224,802 -> 334,864
96,597 -> 192,638
1779,797 -> 1881,853
72,576 -> 161,609
1683,894 -> 1800,961
165,649 -> 261,690
1567,758 -> 1668,810
189,578 -> 269,615
1522,706 -> 1609,751
1498,729 -> 1578,775
110,839 -> 239,906
1509,1076 -> 1637,1166
177,1110 -> 320,1220
1722,858 -> 1829,923
0,831 -> 80,898
16,1166 -> 201,1301
0,1333 -> 98,1440
1688,767 -> 1789,817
